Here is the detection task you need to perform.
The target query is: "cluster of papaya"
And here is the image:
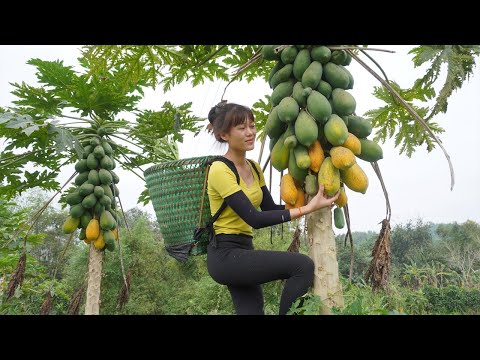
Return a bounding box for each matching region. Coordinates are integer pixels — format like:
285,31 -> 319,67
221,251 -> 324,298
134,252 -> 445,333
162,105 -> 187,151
263,45 -> 383,229
62,127 -> 120,251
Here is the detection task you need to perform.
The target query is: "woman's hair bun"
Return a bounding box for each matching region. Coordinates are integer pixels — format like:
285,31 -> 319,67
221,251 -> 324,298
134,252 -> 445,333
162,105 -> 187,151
208,100 -> 228,124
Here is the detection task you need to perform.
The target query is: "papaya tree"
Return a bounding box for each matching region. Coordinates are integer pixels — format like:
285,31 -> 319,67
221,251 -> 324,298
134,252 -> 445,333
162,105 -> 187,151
0,50 -> 207,314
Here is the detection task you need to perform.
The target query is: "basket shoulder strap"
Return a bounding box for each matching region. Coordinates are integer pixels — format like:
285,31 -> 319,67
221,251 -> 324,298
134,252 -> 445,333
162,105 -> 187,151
209,200 -> 228,224
210,156 -> 260,183
246,158 -> 261,182
205,156 -> 241,226
210,156 -> 240,184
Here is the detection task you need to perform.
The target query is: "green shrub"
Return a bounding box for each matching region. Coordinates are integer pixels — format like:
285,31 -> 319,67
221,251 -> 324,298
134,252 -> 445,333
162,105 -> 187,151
423,285 -> 480,314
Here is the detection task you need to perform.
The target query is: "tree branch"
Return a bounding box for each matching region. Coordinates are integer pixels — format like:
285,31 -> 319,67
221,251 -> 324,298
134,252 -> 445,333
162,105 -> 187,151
329,46 -> 395,53
114,158 -> 145,182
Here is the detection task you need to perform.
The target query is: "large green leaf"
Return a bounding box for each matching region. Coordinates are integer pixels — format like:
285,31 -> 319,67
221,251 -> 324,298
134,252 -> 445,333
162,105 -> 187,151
0,51 -> 206,202
364,82 -> 444,157
408,45 -> 480,120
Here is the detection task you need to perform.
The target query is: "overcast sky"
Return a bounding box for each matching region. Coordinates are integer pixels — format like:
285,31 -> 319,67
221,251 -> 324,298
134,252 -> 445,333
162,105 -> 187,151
1,45 -> 479,233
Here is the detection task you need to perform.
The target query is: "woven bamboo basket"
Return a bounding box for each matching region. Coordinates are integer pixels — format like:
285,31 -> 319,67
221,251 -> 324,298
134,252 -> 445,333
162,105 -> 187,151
144,156 -> 218,255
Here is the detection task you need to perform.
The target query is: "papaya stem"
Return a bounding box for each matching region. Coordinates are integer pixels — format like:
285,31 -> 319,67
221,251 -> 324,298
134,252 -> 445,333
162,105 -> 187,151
347,49 -> 455,191
0,151 -> 35,164
21,154 -> 76,196
195,45 -> 228,69
328,46 -> 395,53
4,171 -> 78,249
269,161 -> 273,245
114,158 -> 145,182
0,152 -> 35,169
272,45 -> 290,54
109,142 -> 152,164
112,145 -> 150,175
261,154 -> 271,174
52,232 -> 75,280
59,124 -> 90,129
354,46 -> 399,107
357,47 -> 391,83
108,134 -> 145,150
257,132 -> 267,164
371,162 -> 391,221
58,114 -> 96,124
112,138 -> 176,165
342,204 -> 354,283
343,204 -> 355,283
115,195 -> 132,299
22,171 -> 78,241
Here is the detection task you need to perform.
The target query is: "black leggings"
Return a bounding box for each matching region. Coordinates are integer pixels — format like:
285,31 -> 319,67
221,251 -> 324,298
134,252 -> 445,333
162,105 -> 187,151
207,234 -> 315,315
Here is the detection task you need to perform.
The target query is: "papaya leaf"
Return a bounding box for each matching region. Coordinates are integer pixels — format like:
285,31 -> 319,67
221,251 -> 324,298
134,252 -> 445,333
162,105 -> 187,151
73,138 -> 84,159
2,48 -> 211,203
81,45 -> 183,91
131,101 -> 203,146
0,112 -> 15,124
137,188 -> 150,206
153,136 -> 179,162
173,112 -> 181,133
251,95 -> 270,137
11,83 -> 63,117
364,82 -> 444,157
22,125 -> 39,136
83,45 -> 263,93
408,45 -> 480,120
4,114 -> 34,129
26,58 -> 77,89
48,125 -> 74,154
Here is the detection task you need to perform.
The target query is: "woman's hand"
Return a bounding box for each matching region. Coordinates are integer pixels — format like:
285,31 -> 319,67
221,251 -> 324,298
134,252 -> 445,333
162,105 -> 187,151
288,184 -> 341,220
307,184 -> 340,212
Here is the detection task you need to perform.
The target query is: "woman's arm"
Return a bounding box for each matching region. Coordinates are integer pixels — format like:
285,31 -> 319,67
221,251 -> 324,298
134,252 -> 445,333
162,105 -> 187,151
224,184 -> 340,228
224,190 -> 290,229
260,185 -> 285,211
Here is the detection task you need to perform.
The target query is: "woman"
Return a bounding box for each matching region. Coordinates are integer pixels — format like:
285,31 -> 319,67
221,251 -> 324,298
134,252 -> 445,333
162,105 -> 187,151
206,101 -> 339,315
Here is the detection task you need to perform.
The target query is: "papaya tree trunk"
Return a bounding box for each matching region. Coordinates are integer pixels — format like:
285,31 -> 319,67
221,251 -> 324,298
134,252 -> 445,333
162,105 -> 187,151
307,207 -> 344,314
85,244 -> 103,315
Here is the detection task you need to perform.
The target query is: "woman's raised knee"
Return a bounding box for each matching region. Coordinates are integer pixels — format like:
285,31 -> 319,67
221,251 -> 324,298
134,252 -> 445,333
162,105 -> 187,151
303,255 -> 315,275
294,253 -> 314,275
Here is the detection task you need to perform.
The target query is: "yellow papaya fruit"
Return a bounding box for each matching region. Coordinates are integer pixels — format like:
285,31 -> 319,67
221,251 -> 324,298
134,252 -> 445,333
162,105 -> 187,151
335,186 -> 348,207
112,228 -> 118,241
280,174 -> 298,205
330,146 -> 356,170
317,157 -> 340,197
294,187 -> 305,208
342,133 -> 361,155
286,186 -> 305,209
308,140 -> 324,173
93,232 -> 105,250
340,163 -> 369,194
86,218 -> 100,242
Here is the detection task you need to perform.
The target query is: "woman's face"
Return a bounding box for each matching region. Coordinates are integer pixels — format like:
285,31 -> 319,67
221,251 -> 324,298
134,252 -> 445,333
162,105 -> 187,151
221,117 -> 256,152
